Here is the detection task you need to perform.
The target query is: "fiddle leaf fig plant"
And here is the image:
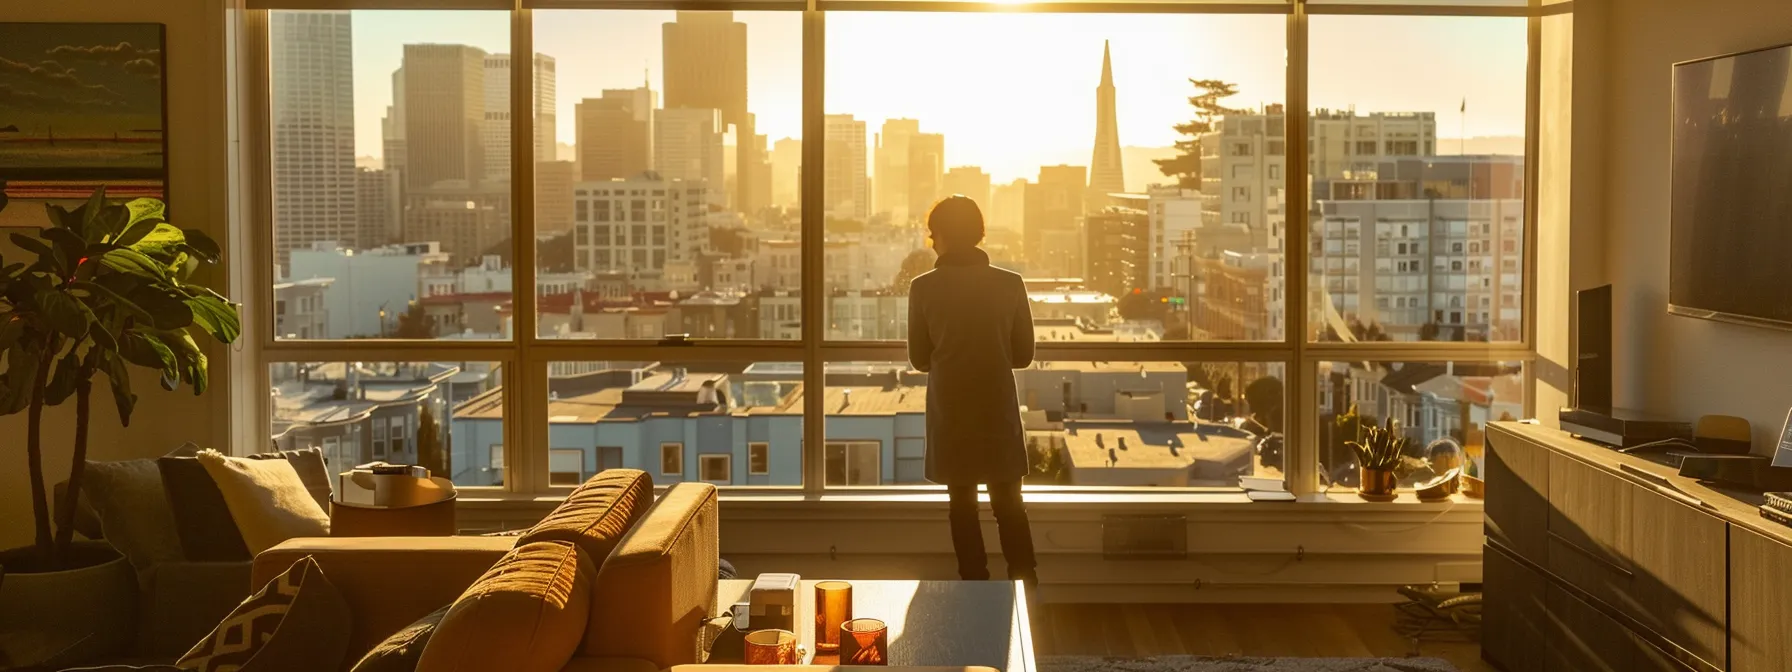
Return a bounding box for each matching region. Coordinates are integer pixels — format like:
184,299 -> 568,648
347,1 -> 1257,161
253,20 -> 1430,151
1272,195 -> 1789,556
0,183 -> 241,570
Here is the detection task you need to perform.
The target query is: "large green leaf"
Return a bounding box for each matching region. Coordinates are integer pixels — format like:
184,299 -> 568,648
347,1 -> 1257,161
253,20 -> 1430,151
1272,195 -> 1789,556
0,341 -> 41,416
41,227 -> 86,272
9,233 -> 61,274
45,349 -> 81,406
88,321 -> 118,352
70,280 -> 152,322
122,223 -> 185,259
75,187 -> 108,237
0,316 -> 22,350
126,285 -> 193,330
36,289 -> 92,339
98,248 -> 168,281
124,199 -> 166,229
102,351 -> 137,425
181,229 -> 222,264
120,329 -> 177,372
155,329 -> 208,395
184,294 -> 241,344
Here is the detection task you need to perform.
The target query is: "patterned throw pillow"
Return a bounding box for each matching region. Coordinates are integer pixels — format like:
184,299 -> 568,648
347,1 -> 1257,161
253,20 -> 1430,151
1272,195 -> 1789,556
177,556 -> 350,672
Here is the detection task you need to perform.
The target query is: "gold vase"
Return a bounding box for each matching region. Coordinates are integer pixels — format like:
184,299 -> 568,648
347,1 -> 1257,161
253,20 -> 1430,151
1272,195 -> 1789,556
1358,467 -> 1398,501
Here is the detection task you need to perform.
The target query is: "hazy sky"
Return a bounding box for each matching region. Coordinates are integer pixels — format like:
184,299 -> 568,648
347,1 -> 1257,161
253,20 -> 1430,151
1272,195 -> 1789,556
344,10 -> 1526,183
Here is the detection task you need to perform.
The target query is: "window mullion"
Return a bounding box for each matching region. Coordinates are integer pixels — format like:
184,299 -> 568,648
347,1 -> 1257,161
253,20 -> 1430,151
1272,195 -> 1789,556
510,5 -> 543,493
801,5 -> 827,495
1285,0 -> 1318,497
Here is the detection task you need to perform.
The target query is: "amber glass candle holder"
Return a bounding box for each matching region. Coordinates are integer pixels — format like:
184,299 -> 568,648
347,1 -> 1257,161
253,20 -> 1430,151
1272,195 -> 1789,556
840,618 -> 889,665
814,581 -> 853,653
744,629 -> 799,665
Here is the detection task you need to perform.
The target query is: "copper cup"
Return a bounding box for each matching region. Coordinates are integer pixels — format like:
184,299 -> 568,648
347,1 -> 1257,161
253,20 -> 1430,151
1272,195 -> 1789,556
814,581 -> 853,653
744,629 -> 799,665
840,618 -> 889,665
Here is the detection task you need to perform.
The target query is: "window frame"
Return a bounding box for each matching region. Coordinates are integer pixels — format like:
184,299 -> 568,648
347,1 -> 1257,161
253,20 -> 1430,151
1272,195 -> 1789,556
236,0 -> 1543,499
661,442 -> 684,478
700,454 -> 733,485
748,442 -> 771,475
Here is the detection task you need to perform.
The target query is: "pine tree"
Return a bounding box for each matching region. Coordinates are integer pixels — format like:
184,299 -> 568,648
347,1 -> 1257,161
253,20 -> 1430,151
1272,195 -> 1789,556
1155,79 -> 1244,189
415,403 -> 446,477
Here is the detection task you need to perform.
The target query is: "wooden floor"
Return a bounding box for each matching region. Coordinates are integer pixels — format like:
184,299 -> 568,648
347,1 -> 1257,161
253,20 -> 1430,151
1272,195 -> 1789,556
1031,604 -> 1491,672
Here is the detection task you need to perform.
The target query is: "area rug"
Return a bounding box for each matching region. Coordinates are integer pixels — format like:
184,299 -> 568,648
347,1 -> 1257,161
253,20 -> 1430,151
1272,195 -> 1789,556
1039,655 -> 1458,672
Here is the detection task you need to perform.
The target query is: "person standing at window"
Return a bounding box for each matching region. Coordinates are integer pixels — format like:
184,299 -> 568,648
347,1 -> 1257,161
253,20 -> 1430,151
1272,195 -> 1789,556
907,195 -> 1038,586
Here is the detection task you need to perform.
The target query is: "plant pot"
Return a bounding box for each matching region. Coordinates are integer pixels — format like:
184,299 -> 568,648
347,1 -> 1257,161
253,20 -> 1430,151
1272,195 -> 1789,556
1357,467 -> 1399,502
0,542 -> 137,669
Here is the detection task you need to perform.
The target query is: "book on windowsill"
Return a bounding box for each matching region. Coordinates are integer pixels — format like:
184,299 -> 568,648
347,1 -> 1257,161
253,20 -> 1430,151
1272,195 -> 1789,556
1239,476 -> 1286,492
1761,504 -> 1792,528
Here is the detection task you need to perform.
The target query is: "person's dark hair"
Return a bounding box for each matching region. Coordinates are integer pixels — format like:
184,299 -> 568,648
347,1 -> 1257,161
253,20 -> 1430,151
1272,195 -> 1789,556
927,195 -> 985,249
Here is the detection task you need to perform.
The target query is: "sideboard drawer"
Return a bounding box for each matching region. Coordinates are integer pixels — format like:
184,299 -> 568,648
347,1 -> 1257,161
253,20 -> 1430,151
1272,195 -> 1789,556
1546,453 -> 1634,610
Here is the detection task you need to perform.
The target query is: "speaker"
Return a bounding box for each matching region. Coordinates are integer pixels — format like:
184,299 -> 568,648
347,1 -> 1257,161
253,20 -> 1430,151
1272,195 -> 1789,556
1574,285 -> 1613,412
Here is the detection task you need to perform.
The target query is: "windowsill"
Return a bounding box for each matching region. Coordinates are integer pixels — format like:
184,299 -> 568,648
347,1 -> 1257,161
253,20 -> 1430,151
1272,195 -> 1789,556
456,489 -> 1482,512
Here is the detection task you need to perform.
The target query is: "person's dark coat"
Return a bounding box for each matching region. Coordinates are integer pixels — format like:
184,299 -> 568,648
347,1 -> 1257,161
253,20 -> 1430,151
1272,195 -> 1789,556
907,247 -> 1035,485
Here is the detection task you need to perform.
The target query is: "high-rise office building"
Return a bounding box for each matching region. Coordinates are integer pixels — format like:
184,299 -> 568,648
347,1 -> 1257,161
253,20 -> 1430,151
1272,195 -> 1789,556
1084,199 -> 1149,299
356,167 -> 399,249
907,133 -> 945,219
403,44 -> 487,192
990,178 -> 1027,232
1088,41 -> 1125,212
382,67 -> 406,176
480,53 -> 557,182
943,166 -> 991,214
771,138 -> 801,209
576,86 -> 655,181
824,115 -> 869,221
402,183 -> 510,266
535,160 -> 577,235
1025,165 -> 1087,278
874,118 -> 921,221
663,11 -> 762,213
270,11 -> 356,266
656,107 -> 726,205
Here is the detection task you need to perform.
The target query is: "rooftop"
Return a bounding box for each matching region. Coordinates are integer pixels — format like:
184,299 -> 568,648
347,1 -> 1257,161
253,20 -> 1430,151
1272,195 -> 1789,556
1060,420 -> 1257,476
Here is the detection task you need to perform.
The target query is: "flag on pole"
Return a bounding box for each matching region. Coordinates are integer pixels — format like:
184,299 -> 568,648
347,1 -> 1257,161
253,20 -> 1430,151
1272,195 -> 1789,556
1461,98 -> 1467,113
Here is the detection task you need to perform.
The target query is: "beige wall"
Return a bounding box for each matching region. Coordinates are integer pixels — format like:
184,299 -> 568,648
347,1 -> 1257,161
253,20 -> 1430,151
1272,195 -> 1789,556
0,0 -> 234,550
1602,0 -> 1792,453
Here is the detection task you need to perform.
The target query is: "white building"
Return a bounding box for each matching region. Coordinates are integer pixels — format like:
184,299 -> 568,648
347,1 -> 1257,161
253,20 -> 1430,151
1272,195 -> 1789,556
1147,186 -> 1202,291
571,175 -> 717,276
269,10 -> 356,266
654,108 -> 726,205
288,242 -> 451,339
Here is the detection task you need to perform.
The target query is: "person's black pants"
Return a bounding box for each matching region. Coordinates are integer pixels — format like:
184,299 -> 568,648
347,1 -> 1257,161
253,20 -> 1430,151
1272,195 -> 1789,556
946,481 -> 1037,581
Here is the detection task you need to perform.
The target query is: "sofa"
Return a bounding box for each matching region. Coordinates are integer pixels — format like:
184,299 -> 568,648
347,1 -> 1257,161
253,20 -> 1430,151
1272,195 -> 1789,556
255,468 -> 718,672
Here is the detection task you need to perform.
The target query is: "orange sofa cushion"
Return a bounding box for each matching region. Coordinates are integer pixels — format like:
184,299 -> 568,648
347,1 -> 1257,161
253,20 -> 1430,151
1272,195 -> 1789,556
416,540 -> 595,672
520,469 -> 653,564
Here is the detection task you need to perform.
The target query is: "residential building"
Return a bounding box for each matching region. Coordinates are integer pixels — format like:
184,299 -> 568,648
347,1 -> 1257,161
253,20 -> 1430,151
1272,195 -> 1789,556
403,44 -> 487,191
271,362 -> 468,480
1147,186 -> 1202,291
274,277 -> 332,340
1084,199 -> 1149,299
571,175 -> 718,276
269,11 -> 355,266
824,115 -> 869,221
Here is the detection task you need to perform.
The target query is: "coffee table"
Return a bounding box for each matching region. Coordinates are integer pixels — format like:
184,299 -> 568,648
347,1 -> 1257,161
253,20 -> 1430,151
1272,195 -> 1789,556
716,579 -> 1034,672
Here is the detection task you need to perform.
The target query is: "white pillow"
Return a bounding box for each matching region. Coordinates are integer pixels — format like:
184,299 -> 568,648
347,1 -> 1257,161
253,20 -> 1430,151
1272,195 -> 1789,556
195,449 -> 330,555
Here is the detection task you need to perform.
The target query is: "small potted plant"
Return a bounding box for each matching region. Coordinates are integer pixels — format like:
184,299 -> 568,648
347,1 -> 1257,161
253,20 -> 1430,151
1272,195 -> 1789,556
0,184 -> 240,667
1343,405 -> 1410,502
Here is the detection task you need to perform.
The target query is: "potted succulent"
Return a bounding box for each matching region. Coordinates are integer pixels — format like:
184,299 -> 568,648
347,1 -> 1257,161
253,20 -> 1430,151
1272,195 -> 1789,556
0,184 -> 241,667
1343,405 -> 1410,502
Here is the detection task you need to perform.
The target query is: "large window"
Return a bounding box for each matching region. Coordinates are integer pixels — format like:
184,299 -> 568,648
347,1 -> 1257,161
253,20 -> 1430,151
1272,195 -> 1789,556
249,1 -> 1539,498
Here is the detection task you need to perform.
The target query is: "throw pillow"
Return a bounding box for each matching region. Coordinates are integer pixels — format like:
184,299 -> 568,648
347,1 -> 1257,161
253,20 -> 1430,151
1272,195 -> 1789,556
83,457 -> 187,575
248,447 -> 333,512
349,604 -> 451,672
177,556 -> 350,672
196,450 -> 331,555
159,455 -> 253,562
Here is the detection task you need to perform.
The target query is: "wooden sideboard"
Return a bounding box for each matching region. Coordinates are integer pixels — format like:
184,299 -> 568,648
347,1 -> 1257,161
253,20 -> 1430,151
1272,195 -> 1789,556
1484,422 -> 1792,672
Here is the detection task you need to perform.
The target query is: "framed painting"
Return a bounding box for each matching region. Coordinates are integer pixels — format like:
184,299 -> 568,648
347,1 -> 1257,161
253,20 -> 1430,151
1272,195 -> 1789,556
0,22 -> 167,231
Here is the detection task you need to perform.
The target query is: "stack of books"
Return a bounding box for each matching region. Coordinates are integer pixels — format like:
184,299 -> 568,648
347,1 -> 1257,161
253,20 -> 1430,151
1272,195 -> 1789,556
1761,492 -> 1792,527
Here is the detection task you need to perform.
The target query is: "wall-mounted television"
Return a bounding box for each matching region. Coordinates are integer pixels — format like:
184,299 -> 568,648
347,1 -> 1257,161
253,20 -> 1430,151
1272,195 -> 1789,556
1670,43 -> 1792,330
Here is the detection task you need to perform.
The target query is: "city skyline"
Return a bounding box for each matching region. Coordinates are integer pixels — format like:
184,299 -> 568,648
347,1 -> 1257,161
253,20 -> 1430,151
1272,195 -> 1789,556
344,10 -> 1525,183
